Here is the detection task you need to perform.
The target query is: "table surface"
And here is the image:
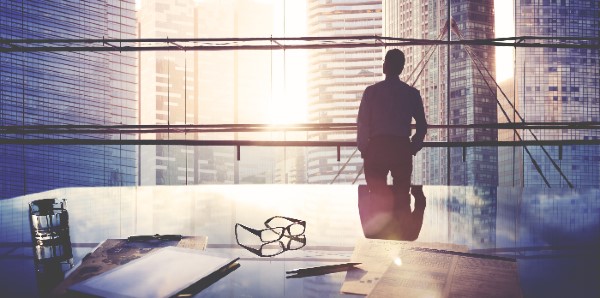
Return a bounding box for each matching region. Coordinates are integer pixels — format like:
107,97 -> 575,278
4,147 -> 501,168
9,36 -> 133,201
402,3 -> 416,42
1,184 -> 599,297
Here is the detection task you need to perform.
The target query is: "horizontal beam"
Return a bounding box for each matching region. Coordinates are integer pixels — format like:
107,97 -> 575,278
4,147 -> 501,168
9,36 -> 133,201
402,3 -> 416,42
1,122 -> 600,135
1,139 -> 599,147
1,36 -> 598,53
3,35 -> 597,44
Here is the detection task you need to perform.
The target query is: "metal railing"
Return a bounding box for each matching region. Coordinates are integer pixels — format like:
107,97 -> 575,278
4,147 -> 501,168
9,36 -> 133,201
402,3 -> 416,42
2,123 -> 599,161
1,36 -> 598,52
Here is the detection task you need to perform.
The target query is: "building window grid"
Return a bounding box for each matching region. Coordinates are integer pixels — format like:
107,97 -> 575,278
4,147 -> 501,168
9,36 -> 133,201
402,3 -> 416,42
0,1 -> 137,198
514,0 -> 599,187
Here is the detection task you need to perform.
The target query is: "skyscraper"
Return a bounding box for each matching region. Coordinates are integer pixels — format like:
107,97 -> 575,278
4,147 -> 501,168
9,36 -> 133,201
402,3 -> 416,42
0,1 -> 137,199
138,0 -> 276,185
306,0 -> 383,184
196,0 -> 277,185
384,0 -> 498,186
137,0 -> 197,185
500,0 -> 600,187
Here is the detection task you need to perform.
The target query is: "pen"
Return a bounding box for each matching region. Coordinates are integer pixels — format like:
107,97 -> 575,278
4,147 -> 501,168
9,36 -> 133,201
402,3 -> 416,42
286,262 -> 361,275
127,234 -> 182,241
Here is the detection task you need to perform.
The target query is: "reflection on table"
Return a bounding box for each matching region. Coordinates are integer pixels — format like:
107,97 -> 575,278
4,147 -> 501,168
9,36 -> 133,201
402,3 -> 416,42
29,198 -> 74,296
0,185 -> 598,297
358,185 -> 426,241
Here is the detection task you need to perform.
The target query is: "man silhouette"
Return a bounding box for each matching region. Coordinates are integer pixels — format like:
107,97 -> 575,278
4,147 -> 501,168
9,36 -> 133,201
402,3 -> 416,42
357,49 -> 427,219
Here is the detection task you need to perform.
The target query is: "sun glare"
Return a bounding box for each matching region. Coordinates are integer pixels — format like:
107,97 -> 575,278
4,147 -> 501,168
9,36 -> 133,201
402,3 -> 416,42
267,0 -> 308,124
494,0 -> 515,82
138,0 -> 510,122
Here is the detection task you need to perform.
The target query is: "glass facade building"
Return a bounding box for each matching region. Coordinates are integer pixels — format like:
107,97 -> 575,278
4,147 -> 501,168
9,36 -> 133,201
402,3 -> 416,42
384,0 -> 498,186
0,1 -> 137,199
137,0 -> 197,185
500,0 -> 600,187
137,0 -> 278,186
306,0 -> 382,184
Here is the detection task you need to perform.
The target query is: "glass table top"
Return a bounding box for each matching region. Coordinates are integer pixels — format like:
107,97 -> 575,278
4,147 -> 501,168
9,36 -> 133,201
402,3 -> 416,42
0,185 -> 598,297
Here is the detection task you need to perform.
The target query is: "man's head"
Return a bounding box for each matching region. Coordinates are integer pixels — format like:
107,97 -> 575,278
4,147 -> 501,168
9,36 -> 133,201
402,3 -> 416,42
383,49 -> 405,76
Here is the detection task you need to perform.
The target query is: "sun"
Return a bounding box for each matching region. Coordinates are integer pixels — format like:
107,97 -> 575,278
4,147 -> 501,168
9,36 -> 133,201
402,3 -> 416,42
267,97 -> 307,124
266,0 -> 308,124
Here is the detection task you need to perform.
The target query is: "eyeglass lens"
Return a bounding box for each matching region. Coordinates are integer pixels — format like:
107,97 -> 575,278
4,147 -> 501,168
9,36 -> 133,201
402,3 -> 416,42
259,227 -> 285,242
264,216 -> 305,236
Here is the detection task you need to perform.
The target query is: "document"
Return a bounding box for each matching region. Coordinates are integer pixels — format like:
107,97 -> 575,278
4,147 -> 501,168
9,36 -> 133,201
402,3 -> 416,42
68,247 -> 238,298
341,239 -> 468,296
368,248 -> 522,298
52,236 -> 208,296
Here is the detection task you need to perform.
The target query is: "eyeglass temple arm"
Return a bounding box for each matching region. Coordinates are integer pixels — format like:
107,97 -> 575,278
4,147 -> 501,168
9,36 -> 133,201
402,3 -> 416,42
236,223 -> 259,237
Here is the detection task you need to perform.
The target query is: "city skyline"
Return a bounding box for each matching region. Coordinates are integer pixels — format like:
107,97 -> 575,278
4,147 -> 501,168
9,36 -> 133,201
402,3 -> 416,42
134,0 -> 515,128
1,1 -> 598,200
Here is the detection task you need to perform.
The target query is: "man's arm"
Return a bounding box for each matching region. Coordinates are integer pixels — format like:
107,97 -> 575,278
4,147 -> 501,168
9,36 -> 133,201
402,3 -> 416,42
357,87 -> 371,158
411,91 -> 427,155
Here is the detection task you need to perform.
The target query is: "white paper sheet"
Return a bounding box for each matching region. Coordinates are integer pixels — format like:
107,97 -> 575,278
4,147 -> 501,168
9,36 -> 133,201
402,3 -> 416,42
368,248 -> 522,298
341,239 -> 468,296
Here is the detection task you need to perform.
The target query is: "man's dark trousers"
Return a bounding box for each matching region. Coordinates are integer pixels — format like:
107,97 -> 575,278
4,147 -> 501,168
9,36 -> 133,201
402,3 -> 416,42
364,135 -> 413,212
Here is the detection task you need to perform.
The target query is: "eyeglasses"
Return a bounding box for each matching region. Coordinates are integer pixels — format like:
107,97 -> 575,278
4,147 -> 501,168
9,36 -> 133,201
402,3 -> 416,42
235,216 -> 307,257
236,235 -> 306,257
263,216 -> 306,239
235,216 -> 306,243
